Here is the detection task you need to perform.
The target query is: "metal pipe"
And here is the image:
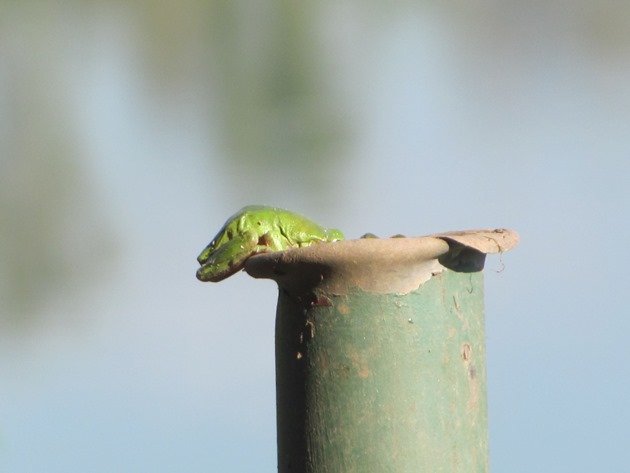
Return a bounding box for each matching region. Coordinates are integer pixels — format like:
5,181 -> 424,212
246,230 -> 517,472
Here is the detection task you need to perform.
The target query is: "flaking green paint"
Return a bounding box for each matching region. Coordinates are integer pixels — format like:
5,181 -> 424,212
275,270 -> 488,473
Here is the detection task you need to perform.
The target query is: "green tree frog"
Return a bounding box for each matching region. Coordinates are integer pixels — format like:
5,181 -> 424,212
196,205 -> 344,282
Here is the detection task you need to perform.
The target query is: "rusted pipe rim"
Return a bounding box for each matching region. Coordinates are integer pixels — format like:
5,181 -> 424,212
245,229 -> 518,295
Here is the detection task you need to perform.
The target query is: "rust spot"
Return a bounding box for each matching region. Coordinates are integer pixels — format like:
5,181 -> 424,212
467,366 -> 480,410
310,294 -> 332,307
318,351 -> 329,370
357,367 -> 370,379
462,342 -> 479,410
461,343 -> 472,361
347,346 -> 370,379
338,303 -> 351,315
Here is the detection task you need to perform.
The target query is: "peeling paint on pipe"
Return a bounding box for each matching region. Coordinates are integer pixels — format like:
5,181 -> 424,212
245,229 -> 518,473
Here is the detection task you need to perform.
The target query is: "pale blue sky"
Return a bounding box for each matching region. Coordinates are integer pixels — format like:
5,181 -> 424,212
1,2 -> 629,472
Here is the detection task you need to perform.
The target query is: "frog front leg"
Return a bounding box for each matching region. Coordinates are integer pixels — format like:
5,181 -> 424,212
196,231 -> 261,282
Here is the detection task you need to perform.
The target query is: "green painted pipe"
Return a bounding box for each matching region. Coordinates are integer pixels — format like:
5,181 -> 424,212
246,230 -> 517,473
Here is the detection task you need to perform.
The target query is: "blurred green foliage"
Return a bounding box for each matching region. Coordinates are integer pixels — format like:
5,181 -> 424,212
0,0 -> 349,327
137,0 -> 348,189
0,77 -> 116,325
3,0 -> 630,328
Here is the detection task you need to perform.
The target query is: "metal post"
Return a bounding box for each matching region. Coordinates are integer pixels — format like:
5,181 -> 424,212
246,230 -> 517,473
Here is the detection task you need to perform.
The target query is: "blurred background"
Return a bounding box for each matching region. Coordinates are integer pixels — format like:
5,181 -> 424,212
1,1 -> 629,471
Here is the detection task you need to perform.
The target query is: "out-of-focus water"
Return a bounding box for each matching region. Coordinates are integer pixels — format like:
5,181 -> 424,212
1,2 -> 629,471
